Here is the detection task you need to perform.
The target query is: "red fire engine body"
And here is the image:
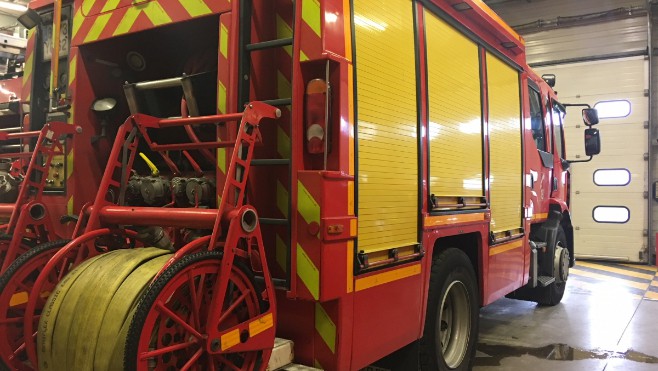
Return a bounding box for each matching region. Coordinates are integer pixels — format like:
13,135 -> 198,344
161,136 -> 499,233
0,0 -> 601,370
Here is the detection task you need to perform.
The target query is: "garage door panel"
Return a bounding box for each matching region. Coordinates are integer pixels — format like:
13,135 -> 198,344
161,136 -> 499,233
536,56 -> 648,262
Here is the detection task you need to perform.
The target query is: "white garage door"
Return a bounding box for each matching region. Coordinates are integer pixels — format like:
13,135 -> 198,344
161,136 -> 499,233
536,57 -> 648,262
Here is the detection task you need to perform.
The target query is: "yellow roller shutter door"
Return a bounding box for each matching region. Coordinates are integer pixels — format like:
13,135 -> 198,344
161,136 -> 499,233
354,0 -> 418,253
425,10 -> 484,198
487,53 -> 522,233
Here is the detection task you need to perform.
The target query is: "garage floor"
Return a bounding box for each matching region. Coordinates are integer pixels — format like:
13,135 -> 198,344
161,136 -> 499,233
475,261 -> 658,371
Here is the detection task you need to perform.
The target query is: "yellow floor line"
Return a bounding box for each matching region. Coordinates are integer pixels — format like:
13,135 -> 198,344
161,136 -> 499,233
576,261 -> 655,280
619,263 -> 657,272
644,291 -> 658,301
651,281 -> 658,288
569,268 -> 649,291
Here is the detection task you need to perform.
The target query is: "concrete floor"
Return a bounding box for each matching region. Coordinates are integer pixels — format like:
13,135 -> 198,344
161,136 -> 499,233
475,261 -> 658,371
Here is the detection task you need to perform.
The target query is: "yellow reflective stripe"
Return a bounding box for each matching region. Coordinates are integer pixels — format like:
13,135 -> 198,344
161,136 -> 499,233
276,15 -> 293,56
355,264 -> 421,291
81,0 -> 97,15
217,148 -> 226,174
22,54 -> 33,87
67,196 -> 74,215
219,24 -> 229,59
217,80 -> 227,114
221,329 -> 240,351
302,0 -> 321,37
297,181 -> 320,226
276,180 -> 289,218
10,292 -> 27,307
217,81 -> 227,115
114,6 -> 142,36
300,50 -> 309,62
277,71 -> 291,100
68,57 -> 77,87
100,0 -> 121,13
66,149 -> 74,180
314,359 -> 324,369
72,7 -> 84,40
489,240 -> 523,256
297,243 -> 319,299
277,126 -> 291,160
178,0 -> 212,17
84,13 -> 112,42
276,234 -> 287,272
142,2 -> 172,26
315,303 -> 336,353
248,313 -> 273,337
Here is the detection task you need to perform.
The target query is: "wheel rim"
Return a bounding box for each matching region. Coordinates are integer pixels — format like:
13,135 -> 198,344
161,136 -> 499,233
0,246 -> 72,371
555,243 -> 570,283
134,259 -> 262,371
436,280 -> 471,369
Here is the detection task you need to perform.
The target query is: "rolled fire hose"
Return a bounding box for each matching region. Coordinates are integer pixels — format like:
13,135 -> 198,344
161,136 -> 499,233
38,248 -> 173,371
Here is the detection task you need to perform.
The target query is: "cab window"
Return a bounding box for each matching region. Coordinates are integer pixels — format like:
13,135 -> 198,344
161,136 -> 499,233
529,87 -> 546,151
552,102 -> 566,159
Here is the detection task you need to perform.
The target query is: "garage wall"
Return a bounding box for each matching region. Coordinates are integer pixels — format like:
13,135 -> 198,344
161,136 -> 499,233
487,0 -> 653,262
488,0 -> 647,66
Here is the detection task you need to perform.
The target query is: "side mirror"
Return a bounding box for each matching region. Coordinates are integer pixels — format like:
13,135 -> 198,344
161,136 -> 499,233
542,74 -> 556,88
582,108 -> 599,126
585,128 -> 601,157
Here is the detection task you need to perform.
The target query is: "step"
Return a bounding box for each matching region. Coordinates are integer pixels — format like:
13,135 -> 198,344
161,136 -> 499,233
269,338 -> 322,371
275,365 -> 322,371
537,275 -> 556,287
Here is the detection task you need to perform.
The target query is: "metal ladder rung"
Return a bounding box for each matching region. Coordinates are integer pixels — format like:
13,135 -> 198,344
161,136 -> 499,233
251,159 -> 290,166
259,218 -> 290,225
261,98 -> 292,107
246,37 -> 293,51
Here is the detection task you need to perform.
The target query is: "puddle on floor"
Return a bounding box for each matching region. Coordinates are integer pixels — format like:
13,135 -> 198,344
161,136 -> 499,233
477,343 -> 658,366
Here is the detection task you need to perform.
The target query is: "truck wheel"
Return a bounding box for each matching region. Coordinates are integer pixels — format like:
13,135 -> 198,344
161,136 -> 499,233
420,248 -> 479,371
533,227 -> 569,306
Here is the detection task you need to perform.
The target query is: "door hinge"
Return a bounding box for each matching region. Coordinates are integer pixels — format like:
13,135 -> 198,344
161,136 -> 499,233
645,153 -> 650,161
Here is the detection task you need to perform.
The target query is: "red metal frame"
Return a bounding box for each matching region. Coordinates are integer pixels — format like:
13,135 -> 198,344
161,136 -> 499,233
22,102 -> 280,368
0,122 -> 79,272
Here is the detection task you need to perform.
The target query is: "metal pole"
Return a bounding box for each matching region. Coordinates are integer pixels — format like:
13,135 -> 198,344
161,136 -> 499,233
49,0 -> 62,112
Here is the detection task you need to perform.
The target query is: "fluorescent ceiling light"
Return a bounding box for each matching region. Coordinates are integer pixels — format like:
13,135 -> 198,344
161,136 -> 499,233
0,2 -> 27,12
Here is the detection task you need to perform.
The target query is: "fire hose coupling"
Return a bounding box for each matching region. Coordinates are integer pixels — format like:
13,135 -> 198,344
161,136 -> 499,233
225,207 -> 259,233
134,226 -> 173,251
27,203 -> 47,221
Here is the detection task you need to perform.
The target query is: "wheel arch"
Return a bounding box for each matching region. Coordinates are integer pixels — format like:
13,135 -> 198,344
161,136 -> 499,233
549,201 -> 574,267
428,232 -> 484,306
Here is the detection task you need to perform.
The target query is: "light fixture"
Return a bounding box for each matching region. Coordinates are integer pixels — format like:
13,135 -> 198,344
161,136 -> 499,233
0,1 -> 27,13
17,8 -> 41,30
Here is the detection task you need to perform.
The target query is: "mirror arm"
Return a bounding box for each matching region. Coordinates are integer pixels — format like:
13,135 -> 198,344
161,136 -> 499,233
567,156 -> 593,164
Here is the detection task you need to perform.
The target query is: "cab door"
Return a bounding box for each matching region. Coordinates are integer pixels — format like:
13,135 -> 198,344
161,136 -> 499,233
550,102 -> 568,202
527,84 -> 552,214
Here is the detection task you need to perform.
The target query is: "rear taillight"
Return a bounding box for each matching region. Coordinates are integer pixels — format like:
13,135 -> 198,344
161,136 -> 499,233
305,79 -> 328,154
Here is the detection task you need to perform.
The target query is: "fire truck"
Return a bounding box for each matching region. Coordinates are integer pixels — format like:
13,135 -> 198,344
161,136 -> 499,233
0,0 -> 602,370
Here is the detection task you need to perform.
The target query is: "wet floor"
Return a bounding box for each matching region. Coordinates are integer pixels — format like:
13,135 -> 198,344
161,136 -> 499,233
475,261 -> 658,370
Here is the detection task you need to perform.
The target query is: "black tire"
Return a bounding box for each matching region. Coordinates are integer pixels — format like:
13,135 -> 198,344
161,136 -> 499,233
0,234 -> 36,267
420,248 -> 479,371
0,239 -> 71,371
533,227 -> 569,306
